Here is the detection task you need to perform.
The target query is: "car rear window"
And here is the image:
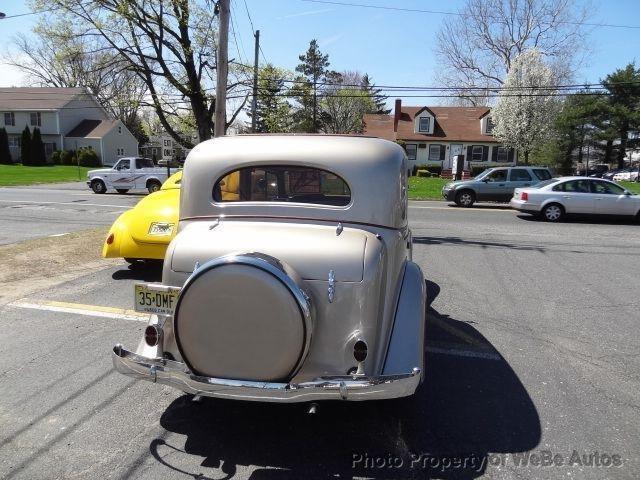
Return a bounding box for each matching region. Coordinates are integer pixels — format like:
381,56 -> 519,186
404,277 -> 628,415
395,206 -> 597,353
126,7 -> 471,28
533,169 -> 552,180
530,179 -> 557,189
137,158 -> 155,168
213,166 -> 351,206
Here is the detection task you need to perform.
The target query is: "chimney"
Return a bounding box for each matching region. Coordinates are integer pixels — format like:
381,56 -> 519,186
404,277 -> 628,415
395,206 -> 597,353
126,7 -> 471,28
393,99 -> 402,132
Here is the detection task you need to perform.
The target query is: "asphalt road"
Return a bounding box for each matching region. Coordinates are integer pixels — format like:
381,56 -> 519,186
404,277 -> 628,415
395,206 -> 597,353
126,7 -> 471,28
0,186 -> 639,479
0,182 -> 141,245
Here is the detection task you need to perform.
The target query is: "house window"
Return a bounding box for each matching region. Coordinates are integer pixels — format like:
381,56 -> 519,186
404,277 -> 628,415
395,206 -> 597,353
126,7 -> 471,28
496,147 -> 509,162
3,112 -> 15,126
163,139 -> 171,147
118,126 -> 122,134
8,137 -> 20,148
486,117 -> 495,134
405,144 -> 417,161
163,149 -> 172,157
30,112 -> 42,127
428,145 -> 441,161
472,145 -> 484,161
418,117 -> 430,133
117,148 -> 125,156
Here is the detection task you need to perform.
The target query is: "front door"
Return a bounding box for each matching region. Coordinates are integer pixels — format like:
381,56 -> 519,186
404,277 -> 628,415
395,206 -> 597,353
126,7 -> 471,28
111,159 -> 133,189
448,144 -> 463,169
479,168 -> 509,201
590,180 -> 637,215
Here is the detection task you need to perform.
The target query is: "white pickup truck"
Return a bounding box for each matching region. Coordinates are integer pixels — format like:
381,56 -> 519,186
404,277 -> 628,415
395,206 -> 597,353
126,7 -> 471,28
86,157 -> 178,194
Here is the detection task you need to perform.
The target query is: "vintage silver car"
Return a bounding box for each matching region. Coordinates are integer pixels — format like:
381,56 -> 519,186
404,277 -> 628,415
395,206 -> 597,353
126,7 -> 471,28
112,135 -> 426,402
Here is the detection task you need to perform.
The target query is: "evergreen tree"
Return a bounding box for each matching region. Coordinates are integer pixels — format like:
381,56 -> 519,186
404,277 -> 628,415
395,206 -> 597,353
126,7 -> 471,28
30,127 -> 47,166
248,64 -> 293,133
20,126 -> 32,166
601,63 -> 640,169
361,74 -> 390,114
0,128 -> 12,164
295,40 -> 332,133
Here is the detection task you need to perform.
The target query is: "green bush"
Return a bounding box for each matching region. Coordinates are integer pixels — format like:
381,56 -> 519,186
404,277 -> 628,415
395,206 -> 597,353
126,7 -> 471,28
51,150 -> 62,165
60,150 -> 76,166
77,148 -> 101,167
0,128 -> 12,164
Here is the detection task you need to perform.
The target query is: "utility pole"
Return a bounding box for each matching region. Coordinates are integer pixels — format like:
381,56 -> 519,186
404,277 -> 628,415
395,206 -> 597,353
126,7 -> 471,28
250,30 -> 260,133
214,0 -> 230,137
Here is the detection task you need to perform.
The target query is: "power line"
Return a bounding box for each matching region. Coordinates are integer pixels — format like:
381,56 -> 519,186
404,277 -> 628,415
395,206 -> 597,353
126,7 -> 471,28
241,0 -> 268,64
301,0 -> 640,30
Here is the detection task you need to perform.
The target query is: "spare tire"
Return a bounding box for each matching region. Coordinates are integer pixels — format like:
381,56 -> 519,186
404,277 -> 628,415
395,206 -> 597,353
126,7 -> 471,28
173,253 -> 313,382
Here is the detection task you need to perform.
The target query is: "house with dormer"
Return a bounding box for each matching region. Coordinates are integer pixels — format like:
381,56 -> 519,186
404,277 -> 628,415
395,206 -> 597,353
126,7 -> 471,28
363,99 -> 517,172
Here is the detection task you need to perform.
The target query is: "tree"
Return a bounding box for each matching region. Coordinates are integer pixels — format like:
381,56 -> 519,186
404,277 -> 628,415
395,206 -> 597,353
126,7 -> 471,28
435,0 -> 589,105
20,127 -> 32,166
290,77 -> 315,133
0,128 -> 12,164
601,64 -> 640,169
361,74 -> 390,114
491,49 -> 559,164
28,0 -> 249,147
249,64 -> 293,133
295,40 -> 333,133
319,72 -> 376,134
30,128 -> 47,166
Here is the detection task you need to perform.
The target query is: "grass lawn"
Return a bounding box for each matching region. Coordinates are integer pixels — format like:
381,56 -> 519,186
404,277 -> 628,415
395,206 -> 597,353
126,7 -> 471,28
408,176 -> 449,200
0,165 -> 91,186
620,181 -> 640,195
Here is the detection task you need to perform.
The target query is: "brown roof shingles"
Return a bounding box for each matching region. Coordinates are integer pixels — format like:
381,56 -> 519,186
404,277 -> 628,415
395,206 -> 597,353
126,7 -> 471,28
364,106 -> 497,143
66,119 -> 118,138
0,87 -> 87,111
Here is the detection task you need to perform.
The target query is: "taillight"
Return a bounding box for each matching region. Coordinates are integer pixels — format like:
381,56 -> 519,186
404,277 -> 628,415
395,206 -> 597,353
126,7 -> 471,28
144,325 -> 161,346
106,233 -> 114,245
521,192 -> 529,201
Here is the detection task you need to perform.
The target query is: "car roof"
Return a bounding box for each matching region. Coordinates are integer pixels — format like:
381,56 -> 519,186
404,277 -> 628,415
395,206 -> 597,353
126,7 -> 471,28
181,135 -> 408,228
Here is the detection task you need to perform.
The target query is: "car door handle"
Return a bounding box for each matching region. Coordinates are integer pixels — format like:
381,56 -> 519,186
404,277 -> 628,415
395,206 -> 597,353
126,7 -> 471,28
563,195 -> 570,199
595,197 -> 602,201
498,183 -> 505,186
523,183 -> 531,186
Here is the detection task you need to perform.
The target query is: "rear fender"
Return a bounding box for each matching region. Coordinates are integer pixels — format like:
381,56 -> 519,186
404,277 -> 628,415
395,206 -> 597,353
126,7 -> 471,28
383,261 -> 426,379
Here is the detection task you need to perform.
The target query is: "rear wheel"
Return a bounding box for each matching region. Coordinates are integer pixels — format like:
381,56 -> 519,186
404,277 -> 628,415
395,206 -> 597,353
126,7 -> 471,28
116,189 -> 129,194
454,190 -> 475,207
542,203 -> 564,222
147,180 -> 161,194
91,179 -> 106,194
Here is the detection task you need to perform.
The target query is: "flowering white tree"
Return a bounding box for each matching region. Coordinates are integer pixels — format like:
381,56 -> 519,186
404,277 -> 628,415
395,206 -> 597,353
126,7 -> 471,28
491,49 -> 559,165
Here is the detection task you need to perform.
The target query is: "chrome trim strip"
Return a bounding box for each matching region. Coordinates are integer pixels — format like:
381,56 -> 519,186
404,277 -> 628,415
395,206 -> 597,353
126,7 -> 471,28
112,345 -> 421,402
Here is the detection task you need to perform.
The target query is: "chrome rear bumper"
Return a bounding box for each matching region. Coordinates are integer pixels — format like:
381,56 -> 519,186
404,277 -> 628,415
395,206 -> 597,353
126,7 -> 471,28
112,345 -> 421,402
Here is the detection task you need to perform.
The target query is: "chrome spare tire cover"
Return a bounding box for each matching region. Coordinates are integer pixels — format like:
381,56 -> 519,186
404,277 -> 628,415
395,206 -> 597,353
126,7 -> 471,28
173,253 -> 313,382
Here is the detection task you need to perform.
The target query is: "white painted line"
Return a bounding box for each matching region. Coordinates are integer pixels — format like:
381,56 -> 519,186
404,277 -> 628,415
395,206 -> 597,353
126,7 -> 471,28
48,233 -> 70,238
0,200 -> 130,209
9,301 -> 148,322
425,346 -> 502,361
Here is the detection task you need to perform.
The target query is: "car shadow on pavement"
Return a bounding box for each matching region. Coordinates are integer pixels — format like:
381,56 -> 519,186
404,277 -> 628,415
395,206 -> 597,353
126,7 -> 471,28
111,262 -> 163,282
150,280 -> 541,479
516,213 -> 639,225
413,235 -> 546,253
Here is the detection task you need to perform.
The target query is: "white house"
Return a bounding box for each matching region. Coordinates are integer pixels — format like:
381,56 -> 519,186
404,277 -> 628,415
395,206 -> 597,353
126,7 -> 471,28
0,87 -> 138,165
363,99 -> 517,173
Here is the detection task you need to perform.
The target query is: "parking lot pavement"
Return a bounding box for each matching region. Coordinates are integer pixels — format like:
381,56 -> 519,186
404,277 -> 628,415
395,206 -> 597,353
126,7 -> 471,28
0,183 -> 141,245
0,205 -> 639,479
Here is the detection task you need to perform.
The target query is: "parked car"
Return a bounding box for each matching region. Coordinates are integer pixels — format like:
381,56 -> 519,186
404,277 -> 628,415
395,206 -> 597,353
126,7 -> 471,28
112,135 -> 426,403
102,171 -> 182,264
87,157 -> 179,194
442,166 -> 553,207
510,177 -> 640,222
578,164 -> 609,178
613,169 -> 639,182
602,169 -> 627,180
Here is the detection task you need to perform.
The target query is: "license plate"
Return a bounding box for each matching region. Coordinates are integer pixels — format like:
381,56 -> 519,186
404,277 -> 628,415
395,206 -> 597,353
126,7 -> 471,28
134,283 -> 181,315
148,222 -> 175,236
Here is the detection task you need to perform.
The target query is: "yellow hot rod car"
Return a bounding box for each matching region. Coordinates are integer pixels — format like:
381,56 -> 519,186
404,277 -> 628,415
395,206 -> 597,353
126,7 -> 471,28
102,171 -> 182,264
102,170 -> 242,264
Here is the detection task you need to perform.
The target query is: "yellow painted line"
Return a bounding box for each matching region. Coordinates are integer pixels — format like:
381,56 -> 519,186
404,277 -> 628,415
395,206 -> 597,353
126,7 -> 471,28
430,315 -> 489,348
9,299 -> 148,322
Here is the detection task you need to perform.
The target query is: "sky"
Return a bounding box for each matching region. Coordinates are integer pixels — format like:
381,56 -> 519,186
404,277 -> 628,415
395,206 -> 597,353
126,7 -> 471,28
1,0 -> 639,108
